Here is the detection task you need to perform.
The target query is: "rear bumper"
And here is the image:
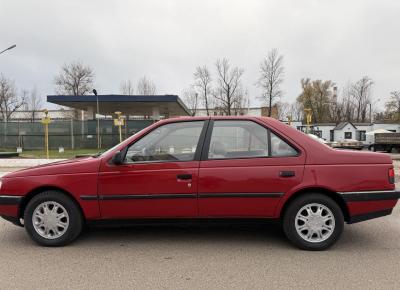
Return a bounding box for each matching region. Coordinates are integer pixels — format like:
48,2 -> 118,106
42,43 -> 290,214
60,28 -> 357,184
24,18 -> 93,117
339,189 -> 400,223
347,208 -> 393,224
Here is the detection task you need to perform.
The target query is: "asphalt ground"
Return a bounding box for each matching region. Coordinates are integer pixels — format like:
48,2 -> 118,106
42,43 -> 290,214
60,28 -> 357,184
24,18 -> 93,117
0,159 -> 400,289
0,207 -> 399,289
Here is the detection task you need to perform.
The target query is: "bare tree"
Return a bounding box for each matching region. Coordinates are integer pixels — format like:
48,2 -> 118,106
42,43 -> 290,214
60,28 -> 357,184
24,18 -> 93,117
337,83 -> 355,122
0,75 -> 26,121
24,86 -> 43,122
193,66 -> 212,115
120,80 -> 135,95
384,91 -> 400,121
214,58 -> 244,116
276,101 -> 290,120
54,61 -> 94,95
232,87 -> 250,115
290,102 -> 303,121
182,88 -> 198,116
137,76 -> 156,95
257,49 -> 284,117
350,76 -> 373,122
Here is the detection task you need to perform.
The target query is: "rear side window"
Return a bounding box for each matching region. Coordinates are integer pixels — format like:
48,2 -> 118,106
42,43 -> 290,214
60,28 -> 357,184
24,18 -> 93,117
270,133 -> 298,157
207,120 -> 298,160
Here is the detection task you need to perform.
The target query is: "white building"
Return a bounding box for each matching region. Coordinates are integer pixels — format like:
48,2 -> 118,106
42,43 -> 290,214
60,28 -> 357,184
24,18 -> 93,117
293,121 -> 400,145
195,106 -> 279,118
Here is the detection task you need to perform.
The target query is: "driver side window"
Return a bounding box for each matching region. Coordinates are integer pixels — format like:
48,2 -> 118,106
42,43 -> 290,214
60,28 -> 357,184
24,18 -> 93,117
124,121 -> 204,163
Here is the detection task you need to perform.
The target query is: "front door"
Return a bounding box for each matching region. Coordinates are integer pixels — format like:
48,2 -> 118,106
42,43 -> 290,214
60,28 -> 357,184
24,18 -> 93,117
98,120 -> 207,219
198,120 -> 305,217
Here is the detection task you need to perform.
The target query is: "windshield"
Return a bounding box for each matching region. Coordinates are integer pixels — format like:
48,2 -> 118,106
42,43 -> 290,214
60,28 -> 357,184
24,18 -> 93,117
94,131 -> 141,157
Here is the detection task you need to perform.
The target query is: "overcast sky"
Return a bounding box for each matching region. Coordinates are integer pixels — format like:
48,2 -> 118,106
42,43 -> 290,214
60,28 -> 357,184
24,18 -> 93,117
1,0 -> 399,109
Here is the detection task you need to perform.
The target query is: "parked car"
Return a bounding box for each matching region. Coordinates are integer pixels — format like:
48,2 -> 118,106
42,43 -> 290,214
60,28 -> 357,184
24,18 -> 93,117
330,139 -> 364,150
307,133 -> 329,145
0,116 -> 399,250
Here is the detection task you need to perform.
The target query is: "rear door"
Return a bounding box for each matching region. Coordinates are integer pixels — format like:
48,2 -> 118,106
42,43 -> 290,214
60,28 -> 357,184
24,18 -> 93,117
198,119 -> 305,217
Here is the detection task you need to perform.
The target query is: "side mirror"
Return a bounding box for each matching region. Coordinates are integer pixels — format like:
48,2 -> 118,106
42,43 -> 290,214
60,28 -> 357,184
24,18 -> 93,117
111,151 -> 124,165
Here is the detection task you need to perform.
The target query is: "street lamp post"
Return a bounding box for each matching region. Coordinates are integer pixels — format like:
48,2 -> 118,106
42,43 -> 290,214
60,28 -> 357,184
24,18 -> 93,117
93,89 -> 101,149
0,44 -> 16,55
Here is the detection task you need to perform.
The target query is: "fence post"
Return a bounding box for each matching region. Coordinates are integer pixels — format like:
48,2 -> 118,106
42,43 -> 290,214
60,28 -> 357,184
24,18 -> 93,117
3,120 -> 7,145
70,117 -> 74,150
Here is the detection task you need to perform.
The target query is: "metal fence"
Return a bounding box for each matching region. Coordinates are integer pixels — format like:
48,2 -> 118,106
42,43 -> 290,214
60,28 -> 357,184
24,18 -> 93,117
0,120 -> 154,150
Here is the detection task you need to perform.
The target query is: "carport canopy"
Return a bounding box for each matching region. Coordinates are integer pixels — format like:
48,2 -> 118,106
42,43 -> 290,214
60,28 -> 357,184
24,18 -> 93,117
47,94 -> 190,119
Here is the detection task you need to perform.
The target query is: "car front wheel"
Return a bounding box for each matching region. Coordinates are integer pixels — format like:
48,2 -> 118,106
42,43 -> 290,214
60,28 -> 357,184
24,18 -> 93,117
283,193 -> 344,251
24,191 -> 83,246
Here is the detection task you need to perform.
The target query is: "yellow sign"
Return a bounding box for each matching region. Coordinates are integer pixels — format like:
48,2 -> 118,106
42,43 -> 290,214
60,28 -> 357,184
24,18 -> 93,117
41,117 -> 51,125
114,119 -> 124,126
306,113 -> 312,124
287,115 -> 292,125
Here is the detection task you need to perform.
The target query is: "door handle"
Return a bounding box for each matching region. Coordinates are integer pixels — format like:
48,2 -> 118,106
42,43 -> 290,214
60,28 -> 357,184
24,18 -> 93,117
279,171 -> 295,177
177,174 -> 192,180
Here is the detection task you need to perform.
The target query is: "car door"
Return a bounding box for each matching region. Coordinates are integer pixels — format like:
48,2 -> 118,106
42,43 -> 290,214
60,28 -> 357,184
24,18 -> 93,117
198,119 -> 305,217
98,120 -> 208,219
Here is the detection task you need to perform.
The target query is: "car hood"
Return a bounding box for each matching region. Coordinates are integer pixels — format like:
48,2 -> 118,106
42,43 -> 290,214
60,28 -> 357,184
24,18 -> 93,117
3,157 -> 101,178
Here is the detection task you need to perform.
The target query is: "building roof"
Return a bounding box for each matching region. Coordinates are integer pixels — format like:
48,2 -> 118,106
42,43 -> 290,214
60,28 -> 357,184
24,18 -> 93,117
353,122 -> 373,126
373,120 -> 400,124
312,123 -> 337,126
334,122 -> 357,130
47,94 -> 190,117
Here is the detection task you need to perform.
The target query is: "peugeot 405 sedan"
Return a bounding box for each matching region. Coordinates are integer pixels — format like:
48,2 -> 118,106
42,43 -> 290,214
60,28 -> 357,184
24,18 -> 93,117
1,116 -> 399,250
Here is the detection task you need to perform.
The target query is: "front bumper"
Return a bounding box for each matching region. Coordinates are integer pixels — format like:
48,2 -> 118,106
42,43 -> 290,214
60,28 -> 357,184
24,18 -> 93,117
0,195 -> 23,226
339,189 -> 400,224
0,195 -> 23,205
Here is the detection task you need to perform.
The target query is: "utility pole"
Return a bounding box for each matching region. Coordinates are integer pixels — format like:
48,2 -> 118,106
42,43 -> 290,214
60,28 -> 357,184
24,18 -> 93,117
370,103 -> 372,124
369,99 -> 381,124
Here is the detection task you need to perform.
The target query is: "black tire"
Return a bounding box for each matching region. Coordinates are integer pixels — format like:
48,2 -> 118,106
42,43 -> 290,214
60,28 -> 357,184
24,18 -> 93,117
283,193 -> 344,251
24,191 -> 83,247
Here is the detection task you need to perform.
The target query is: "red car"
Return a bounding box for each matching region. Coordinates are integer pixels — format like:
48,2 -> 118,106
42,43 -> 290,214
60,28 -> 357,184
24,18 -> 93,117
0,116 -> 399,250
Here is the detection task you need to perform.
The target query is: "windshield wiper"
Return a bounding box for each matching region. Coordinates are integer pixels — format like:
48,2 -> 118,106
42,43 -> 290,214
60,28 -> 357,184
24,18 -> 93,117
92,152 -> 103,158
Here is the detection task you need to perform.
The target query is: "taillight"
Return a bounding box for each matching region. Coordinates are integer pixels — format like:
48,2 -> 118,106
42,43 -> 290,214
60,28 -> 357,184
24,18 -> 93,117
389,168 -> 395,184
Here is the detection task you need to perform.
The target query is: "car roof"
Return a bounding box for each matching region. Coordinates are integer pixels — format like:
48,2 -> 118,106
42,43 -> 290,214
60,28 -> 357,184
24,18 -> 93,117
160,115 -> 271,122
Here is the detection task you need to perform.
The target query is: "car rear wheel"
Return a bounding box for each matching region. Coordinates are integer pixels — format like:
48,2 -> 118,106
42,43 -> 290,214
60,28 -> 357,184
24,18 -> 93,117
24,191 -> 83,246
283,193 -> 344,251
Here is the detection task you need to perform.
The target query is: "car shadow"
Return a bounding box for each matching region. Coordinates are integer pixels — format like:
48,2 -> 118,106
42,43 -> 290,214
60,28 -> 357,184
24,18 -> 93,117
74,220 -> 294,249
2,219 -> 390,251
